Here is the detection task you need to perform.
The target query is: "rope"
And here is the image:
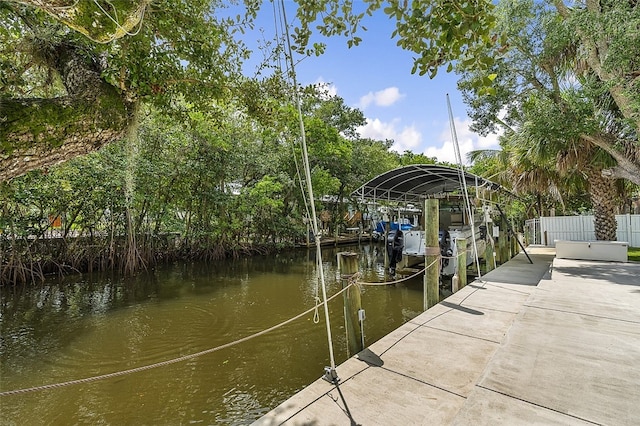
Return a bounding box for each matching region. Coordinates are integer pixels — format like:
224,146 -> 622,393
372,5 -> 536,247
441,251 -> 467,261
357,257 -> 441,286
0,283 -> 355,397
357,268 -> 423,286
354,249 -> 471,286
92,0 -> 145,38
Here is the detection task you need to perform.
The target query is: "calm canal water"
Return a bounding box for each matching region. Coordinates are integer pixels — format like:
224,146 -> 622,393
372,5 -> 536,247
0,243 -> 425,425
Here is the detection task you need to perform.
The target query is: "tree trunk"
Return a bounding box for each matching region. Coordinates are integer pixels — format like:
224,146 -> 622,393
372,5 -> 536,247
1,94 -> 132,181
582,133 -> 640,186
0,42 -> 134,181
587,168 -> 619,241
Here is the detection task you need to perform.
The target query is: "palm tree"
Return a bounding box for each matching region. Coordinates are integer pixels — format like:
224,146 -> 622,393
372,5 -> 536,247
461,0 -> 629,240
470,121 -> 624,241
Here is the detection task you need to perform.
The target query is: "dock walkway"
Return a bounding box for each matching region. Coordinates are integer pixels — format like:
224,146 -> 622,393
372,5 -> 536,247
255,247 -> 640,425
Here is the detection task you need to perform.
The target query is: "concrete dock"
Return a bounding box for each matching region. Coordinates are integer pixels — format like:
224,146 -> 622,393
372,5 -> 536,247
254,247 -> 640,425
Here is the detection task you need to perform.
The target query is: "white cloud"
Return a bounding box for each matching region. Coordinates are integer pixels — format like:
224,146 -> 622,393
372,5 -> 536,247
355,115 -> 501,163
357,118 -> 422,152
358,87 -> 405,109
396,126 -> 422,151
357,118 -> 396,140
423,117 -> 501,164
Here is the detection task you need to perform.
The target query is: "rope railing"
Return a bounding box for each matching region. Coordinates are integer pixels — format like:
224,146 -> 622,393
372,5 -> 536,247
0,283 -> 356,397
356,265 -> 427,286
356,252 -> 467,287
441,251 -> 468,261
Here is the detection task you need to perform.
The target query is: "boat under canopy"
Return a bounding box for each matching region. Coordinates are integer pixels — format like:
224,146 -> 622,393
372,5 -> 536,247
351,164 -> 508,277
351,164 -> 503,203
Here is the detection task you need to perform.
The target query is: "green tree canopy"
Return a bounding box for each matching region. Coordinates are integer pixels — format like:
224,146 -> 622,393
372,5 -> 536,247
461,0 -> 635,240
0,0 -> 249,180
1,0 -> 498,182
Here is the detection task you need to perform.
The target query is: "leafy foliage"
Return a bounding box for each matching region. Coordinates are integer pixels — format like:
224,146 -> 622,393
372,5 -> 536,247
0,82 -> 437,284
292,0 -> 499,78
462,0 -> 638,240
0,0 -> 506,283
1,0 -> 503,182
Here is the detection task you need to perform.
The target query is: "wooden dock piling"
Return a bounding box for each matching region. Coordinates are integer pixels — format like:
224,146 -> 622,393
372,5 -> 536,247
485,236 -> 495,272
456,237 -> 467,290
497,220 -> 507,265
424,199 -> 440,310
337,252 -> 363,356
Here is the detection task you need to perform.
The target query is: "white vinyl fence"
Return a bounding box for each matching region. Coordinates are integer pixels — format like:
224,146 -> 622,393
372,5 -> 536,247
526,215 -> 640,247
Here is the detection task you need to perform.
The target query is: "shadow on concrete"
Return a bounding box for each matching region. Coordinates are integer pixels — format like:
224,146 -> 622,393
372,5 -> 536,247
441,301 -> 484,316
553,262 -> 640,287
356,348 -> 384,367
477,255 -> 555,286
467,284 -> 488,290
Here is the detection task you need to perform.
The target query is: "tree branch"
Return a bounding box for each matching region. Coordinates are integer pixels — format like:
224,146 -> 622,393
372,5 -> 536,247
0,92 -> 133,181
8,0 -> 152,44
601,166 -> 640,185
553,0 -> 640,130
581,133 -> 640,185
0,39 -> 136,181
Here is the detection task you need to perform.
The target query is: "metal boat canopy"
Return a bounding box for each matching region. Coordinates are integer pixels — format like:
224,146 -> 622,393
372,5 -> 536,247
351,164 -> 502,203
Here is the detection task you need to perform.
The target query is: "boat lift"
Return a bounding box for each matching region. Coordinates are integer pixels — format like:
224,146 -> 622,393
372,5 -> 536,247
352,164 -> 510,278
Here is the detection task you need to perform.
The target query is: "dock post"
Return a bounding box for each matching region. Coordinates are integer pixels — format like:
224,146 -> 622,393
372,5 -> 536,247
504,216 -> 512,261
517,232 -> 524,253
512,232 -> 520,256
509,232 -> 515,258
456,238 -> 467,290
424,199 -> 440,310
485,236 -> 495,272
497,222 -> 506,264
503,217 -> 511,262
383,217 -> 390,270
338,252 -> 363,356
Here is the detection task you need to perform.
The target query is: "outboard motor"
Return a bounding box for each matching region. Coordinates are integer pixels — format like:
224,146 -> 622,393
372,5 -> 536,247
439,230 -> 453,271
479,224 -> 487,240
387,229 -> 404,276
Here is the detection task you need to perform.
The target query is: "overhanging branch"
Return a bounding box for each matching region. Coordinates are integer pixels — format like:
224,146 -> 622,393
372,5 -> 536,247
0,90 -> 133,181
9,0 -> 152,44
582,133 -> 640,185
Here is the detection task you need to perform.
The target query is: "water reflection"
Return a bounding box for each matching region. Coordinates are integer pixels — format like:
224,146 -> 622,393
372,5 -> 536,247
0,243 -> 424,424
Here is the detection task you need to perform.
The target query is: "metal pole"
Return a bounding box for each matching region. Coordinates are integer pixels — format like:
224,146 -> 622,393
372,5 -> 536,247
497,205 -> 533,264
280,2 -> 337,370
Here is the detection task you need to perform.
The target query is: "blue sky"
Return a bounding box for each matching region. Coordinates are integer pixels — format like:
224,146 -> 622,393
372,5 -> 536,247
239,2 -> 501,164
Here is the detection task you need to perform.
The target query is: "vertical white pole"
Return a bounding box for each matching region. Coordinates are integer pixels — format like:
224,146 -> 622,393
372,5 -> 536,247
280,1 -> 336,371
